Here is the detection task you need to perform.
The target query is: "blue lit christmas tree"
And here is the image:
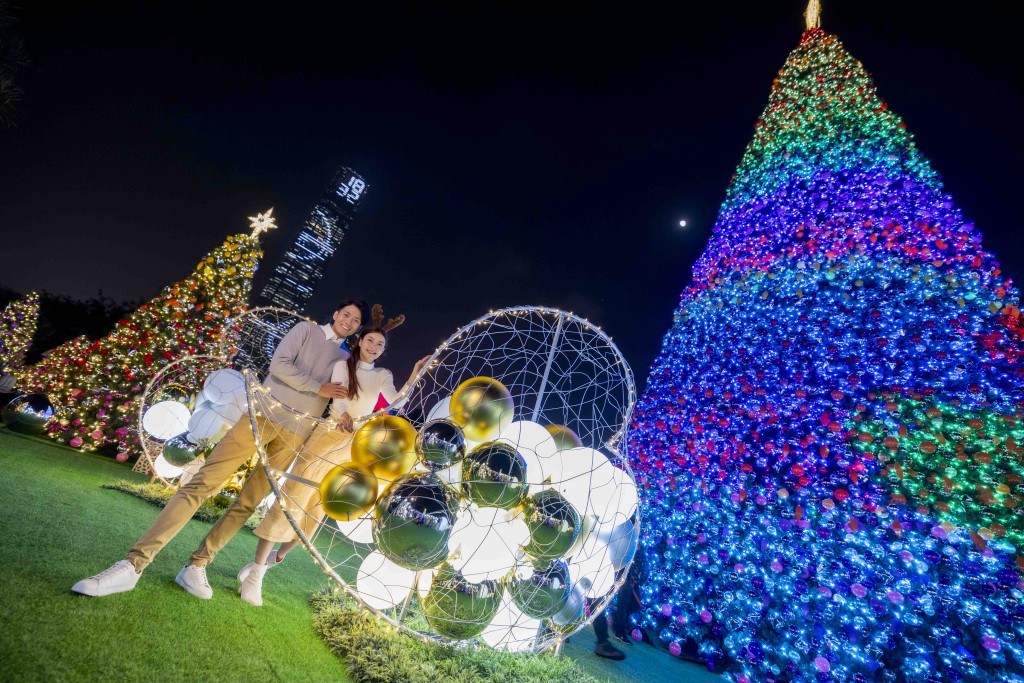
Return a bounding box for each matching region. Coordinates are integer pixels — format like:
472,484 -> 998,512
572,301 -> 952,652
627,10 -> 1024,683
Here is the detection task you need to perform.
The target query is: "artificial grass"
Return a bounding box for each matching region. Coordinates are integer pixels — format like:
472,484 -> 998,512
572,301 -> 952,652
0,429 -> 351,682
0,428 -> 722,683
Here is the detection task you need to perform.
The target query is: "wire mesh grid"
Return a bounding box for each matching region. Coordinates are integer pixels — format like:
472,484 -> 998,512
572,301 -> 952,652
249,306 -> 640,653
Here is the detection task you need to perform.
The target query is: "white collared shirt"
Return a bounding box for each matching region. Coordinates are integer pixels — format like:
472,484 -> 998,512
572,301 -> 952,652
321,324 -> 342,342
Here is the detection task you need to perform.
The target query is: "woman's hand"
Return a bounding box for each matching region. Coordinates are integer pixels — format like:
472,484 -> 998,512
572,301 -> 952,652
412,355 -> 431,375
337,412 -> 355,432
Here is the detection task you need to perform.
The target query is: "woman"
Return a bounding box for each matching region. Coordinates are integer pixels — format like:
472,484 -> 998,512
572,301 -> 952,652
238,309 -> 429,605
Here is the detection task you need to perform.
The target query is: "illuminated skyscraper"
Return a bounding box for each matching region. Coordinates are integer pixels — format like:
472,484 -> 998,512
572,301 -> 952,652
257,166 -> 368,312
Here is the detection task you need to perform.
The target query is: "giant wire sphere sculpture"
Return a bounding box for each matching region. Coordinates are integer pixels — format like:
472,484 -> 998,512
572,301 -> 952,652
135,307 -> 307,484
248,306 -> 640,653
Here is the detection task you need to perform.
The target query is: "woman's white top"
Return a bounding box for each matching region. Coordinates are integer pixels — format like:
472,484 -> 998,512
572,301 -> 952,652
328,359 -> 405,419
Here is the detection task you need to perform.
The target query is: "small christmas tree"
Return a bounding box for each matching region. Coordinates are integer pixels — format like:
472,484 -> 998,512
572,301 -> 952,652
18,211 -> 275,455
628,8 -> 1023,683
0,291 -> 39,374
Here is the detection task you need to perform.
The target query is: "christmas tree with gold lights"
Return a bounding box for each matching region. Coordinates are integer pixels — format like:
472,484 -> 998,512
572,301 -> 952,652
17,210 -> 275,455
0,290 -> 39,374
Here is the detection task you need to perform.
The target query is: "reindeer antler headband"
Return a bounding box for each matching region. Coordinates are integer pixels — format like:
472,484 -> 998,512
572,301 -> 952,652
369,304 -> 405,333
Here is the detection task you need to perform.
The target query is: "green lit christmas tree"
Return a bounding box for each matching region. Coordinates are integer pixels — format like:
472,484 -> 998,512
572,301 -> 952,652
628,5 -> 1023,682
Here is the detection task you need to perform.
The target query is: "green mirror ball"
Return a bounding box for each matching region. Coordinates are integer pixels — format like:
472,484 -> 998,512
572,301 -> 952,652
319,462 -> 379,522
522,489 -> 581,563
509,559 -> 571,619
162,432 -> 204,467
423,563 -> 503,640
415,419 -> 466,471
372,472 -> 457,570
462,442 -> 528,510
2,393 -> 55,435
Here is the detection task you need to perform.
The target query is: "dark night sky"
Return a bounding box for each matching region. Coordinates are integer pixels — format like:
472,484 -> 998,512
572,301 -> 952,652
2,1 -> 1023,387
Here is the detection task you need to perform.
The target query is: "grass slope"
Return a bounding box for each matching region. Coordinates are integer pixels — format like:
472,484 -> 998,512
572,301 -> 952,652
0,429 -> 351,683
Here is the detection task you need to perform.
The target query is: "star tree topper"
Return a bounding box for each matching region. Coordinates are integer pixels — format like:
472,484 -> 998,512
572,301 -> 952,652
248,208 -> 277,239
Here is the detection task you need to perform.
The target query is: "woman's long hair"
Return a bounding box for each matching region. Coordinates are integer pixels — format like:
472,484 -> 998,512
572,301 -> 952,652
345,327 -> 387,400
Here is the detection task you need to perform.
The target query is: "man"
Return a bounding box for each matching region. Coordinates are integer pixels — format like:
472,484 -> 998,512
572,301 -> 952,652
71,299 -> 371,598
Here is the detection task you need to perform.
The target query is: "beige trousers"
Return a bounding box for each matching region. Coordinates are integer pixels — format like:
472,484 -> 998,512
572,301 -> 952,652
254,423 -> 353,543
125,416 -> 303,571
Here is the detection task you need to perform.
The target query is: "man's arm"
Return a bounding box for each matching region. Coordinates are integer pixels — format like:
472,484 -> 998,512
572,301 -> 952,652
268,323 -> 321,394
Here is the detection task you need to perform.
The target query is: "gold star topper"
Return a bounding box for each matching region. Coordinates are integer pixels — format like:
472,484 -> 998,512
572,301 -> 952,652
248,208 -> 277,239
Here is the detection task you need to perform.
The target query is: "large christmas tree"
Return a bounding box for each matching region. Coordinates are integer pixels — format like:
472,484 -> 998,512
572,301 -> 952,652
0,291 -> 39,374
16,211 -> 274,455
628,12 -> 1024,683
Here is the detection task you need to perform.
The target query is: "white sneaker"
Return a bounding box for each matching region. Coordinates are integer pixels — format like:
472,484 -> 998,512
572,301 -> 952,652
175,564 -> 213,599
236,550 -> 281,583
239,563 -> 267,606
71,560 -> 141,597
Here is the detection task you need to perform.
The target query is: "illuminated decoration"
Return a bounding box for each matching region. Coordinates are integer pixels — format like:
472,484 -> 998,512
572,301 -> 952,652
627,17 -> 1024,683
256,166 -> 368,313
0,291 -> 39,375
15,222 -> 265,456
2,393 -> 55,435
247,207 -> 277,239
141,400 -> 191,441
249,306 -> 640,653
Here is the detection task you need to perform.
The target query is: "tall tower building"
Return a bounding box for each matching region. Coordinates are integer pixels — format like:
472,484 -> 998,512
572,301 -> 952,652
257,166 -> 368,312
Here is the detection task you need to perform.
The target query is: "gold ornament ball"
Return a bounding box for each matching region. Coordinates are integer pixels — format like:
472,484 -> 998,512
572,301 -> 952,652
450,376 -> 514,442
319,462 -> 379,522
351,415 -> 418,480
545,424 -> 583,451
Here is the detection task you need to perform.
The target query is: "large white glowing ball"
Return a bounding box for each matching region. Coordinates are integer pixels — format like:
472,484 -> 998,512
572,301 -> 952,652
596,514 -> 639,571
142,401 -> 192,440
434,461 -> 462,487
417,568 -> 436,599
336,514 -> 375,544
497,420 -> 556,487
586,464 -> 640,522
480,590 -> 543,652
152,453 -> 185,480
568,528 -> 616,599
550,580 -> 586,627
202,368 -> 246,405
546,447 -> 615,515
426,396 -> 452,422
448,507 -> 530,583
356,551 -> 416,611
177,457 -> 206,487
188,408 -> 228,442
211,400 -> 244,426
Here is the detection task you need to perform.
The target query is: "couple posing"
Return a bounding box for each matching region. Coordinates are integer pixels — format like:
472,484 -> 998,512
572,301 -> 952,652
72,298 -> 429,606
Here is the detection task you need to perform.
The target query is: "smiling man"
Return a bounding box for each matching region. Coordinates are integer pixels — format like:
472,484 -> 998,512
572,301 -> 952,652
71,299 -> 371,599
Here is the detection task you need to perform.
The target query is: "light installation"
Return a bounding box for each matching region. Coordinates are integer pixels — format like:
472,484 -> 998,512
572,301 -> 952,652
627,23 -> 1024,683
257,166 -> 367,313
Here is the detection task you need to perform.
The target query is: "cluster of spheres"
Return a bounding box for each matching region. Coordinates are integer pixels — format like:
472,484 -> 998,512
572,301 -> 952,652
140,363 -> 249,480
273,375 -> 640,652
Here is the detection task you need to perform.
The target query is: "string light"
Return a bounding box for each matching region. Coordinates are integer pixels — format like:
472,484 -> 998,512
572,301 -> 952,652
627,28 -> 1023,682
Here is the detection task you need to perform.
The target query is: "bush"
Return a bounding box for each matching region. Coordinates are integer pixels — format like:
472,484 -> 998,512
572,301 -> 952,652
309,589 -> 600,683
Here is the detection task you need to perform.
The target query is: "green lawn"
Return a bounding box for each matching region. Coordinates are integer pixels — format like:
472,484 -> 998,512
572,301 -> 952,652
0,428 -> 720,683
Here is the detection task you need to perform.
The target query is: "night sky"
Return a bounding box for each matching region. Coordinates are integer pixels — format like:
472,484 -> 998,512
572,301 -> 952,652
2,1 -> 1022,387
